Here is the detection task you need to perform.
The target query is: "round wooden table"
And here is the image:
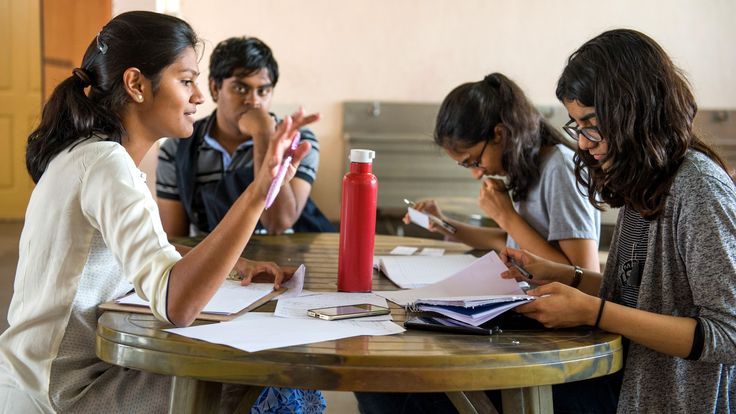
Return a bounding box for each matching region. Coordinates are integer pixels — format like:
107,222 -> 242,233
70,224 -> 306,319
96,234 -> 622,414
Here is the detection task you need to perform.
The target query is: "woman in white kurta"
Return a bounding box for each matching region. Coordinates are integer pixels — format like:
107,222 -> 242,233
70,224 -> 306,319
0,11 -> 320,413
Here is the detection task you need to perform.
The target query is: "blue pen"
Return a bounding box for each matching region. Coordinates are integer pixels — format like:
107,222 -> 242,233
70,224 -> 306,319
509,258 -> 534,280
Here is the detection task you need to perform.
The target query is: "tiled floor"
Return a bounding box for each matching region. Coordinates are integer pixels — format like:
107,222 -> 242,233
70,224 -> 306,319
0,220 -> 359,413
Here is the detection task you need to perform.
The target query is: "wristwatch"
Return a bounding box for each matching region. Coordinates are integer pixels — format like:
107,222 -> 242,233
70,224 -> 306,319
570,265 -> 583,288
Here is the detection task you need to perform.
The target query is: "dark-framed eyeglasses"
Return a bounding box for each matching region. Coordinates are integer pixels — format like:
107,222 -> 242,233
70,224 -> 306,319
563,120 -> 603,142
457,139 -> 490,169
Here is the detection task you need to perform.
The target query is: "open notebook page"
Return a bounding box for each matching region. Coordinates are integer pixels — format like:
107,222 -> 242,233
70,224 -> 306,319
377,255 -> 478,288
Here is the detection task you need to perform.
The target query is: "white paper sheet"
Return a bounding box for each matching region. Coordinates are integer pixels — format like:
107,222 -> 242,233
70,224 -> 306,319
165,312 -> 405,352
407,207 -> 431,230
418,248 -> 445,256
376,251 -> 525,306
390,246 -> 418,255
279,264 -> 306,299
274,292 -> 391,321
116,281 -> 274,315
377,255 -> 478,289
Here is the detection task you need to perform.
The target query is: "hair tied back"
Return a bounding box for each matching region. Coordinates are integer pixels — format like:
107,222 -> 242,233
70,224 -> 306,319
484,74 -> 501,88
72,68 -> 92,87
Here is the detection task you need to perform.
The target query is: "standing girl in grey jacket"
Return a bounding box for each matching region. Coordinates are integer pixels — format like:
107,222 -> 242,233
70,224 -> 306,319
502,29 -> 736,413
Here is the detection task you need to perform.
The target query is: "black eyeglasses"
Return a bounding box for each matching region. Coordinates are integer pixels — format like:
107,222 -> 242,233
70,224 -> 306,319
563,120 -> 603,142
457,139 -> 490,169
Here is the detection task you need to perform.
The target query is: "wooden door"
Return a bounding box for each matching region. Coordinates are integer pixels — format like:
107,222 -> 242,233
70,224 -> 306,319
0,0 -> 110,218
0,0 -> 40,218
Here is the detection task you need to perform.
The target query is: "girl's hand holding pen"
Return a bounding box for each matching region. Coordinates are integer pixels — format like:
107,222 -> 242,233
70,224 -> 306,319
501,247 -> 601,328
500,247 -> 560,286
254,108 -> 320,199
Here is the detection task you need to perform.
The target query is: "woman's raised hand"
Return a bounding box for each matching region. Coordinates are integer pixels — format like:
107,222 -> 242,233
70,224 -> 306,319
478,178 -> 516,227
253,108 -> 320,198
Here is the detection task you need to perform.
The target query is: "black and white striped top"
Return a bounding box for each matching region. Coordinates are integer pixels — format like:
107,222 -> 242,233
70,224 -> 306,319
613,205 -> 650,308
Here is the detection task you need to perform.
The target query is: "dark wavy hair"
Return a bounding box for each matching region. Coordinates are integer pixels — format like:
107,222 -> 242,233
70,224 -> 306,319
26,11 -> 199,183
556,29 -> 730,218
435,72 -> 571,201
208,36 -> 279,89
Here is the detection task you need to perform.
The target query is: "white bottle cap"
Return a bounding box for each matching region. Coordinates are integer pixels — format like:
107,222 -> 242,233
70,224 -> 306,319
349,149 -> 375,163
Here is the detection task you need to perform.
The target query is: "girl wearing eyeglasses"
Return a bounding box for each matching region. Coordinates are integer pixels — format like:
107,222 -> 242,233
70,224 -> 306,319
404,73 -> 601,271
502,29 -> 736,413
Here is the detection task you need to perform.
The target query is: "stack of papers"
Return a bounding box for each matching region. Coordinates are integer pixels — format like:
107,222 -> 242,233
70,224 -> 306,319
411,295 -> 533,326
376,251 -> 533,326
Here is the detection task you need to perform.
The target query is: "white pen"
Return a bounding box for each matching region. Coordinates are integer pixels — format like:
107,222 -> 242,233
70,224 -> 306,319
265,132 -> 301,209
403,199 -> 457,234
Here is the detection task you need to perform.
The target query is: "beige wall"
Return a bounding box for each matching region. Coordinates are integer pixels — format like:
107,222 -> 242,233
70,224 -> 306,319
178,0 -> 736,220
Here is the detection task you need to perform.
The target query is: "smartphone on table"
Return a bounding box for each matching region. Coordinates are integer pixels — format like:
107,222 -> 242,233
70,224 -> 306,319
307,303 -> 390,321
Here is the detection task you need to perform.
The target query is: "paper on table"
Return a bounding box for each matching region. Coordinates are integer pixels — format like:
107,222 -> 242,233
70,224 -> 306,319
116,280 -> 274,315
390,246 -> 418,255
375,251 -> 525,306
165,312 -> 405,353
274,292 -> 392,321
418,248 -> 445,256
278,264 -> 306,299
377,255 -> 478,289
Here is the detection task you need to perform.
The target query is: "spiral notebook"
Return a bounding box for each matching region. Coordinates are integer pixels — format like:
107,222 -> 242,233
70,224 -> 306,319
409,295 -> 533,326
376,251 -> 533,326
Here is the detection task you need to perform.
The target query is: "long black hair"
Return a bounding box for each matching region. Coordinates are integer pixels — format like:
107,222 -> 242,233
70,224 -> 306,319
434,72 -> 570,201
26,11 -> 199,183
556,29 -> 730,218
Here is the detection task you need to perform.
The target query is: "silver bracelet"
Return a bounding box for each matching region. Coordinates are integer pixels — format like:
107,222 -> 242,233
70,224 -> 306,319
570,265 -> 583,288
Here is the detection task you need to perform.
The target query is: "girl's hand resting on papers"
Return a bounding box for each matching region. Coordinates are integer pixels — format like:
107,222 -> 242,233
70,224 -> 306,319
251,108 -> 321,198
402,199 -> 452,234
229,258 -> 293,289
478,178 -> 517,227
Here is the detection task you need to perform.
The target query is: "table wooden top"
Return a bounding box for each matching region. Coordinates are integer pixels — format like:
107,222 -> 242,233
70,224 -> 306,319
97,233 -> 622,392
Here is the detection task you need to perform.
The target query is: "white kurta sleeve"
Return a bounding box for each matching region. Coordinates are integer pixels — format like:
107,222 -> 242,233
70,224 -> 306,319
80,145 -> 181,323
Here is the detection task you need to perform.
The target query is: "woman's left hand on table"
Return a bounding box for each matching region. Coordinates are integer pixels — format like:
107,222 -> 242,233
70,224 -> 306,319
230,258 -> 291,289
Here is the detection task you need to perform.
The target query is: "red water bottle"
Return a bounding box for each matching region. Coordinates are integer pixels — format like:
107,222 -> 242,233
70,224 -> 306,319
338,149 -> 378,292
